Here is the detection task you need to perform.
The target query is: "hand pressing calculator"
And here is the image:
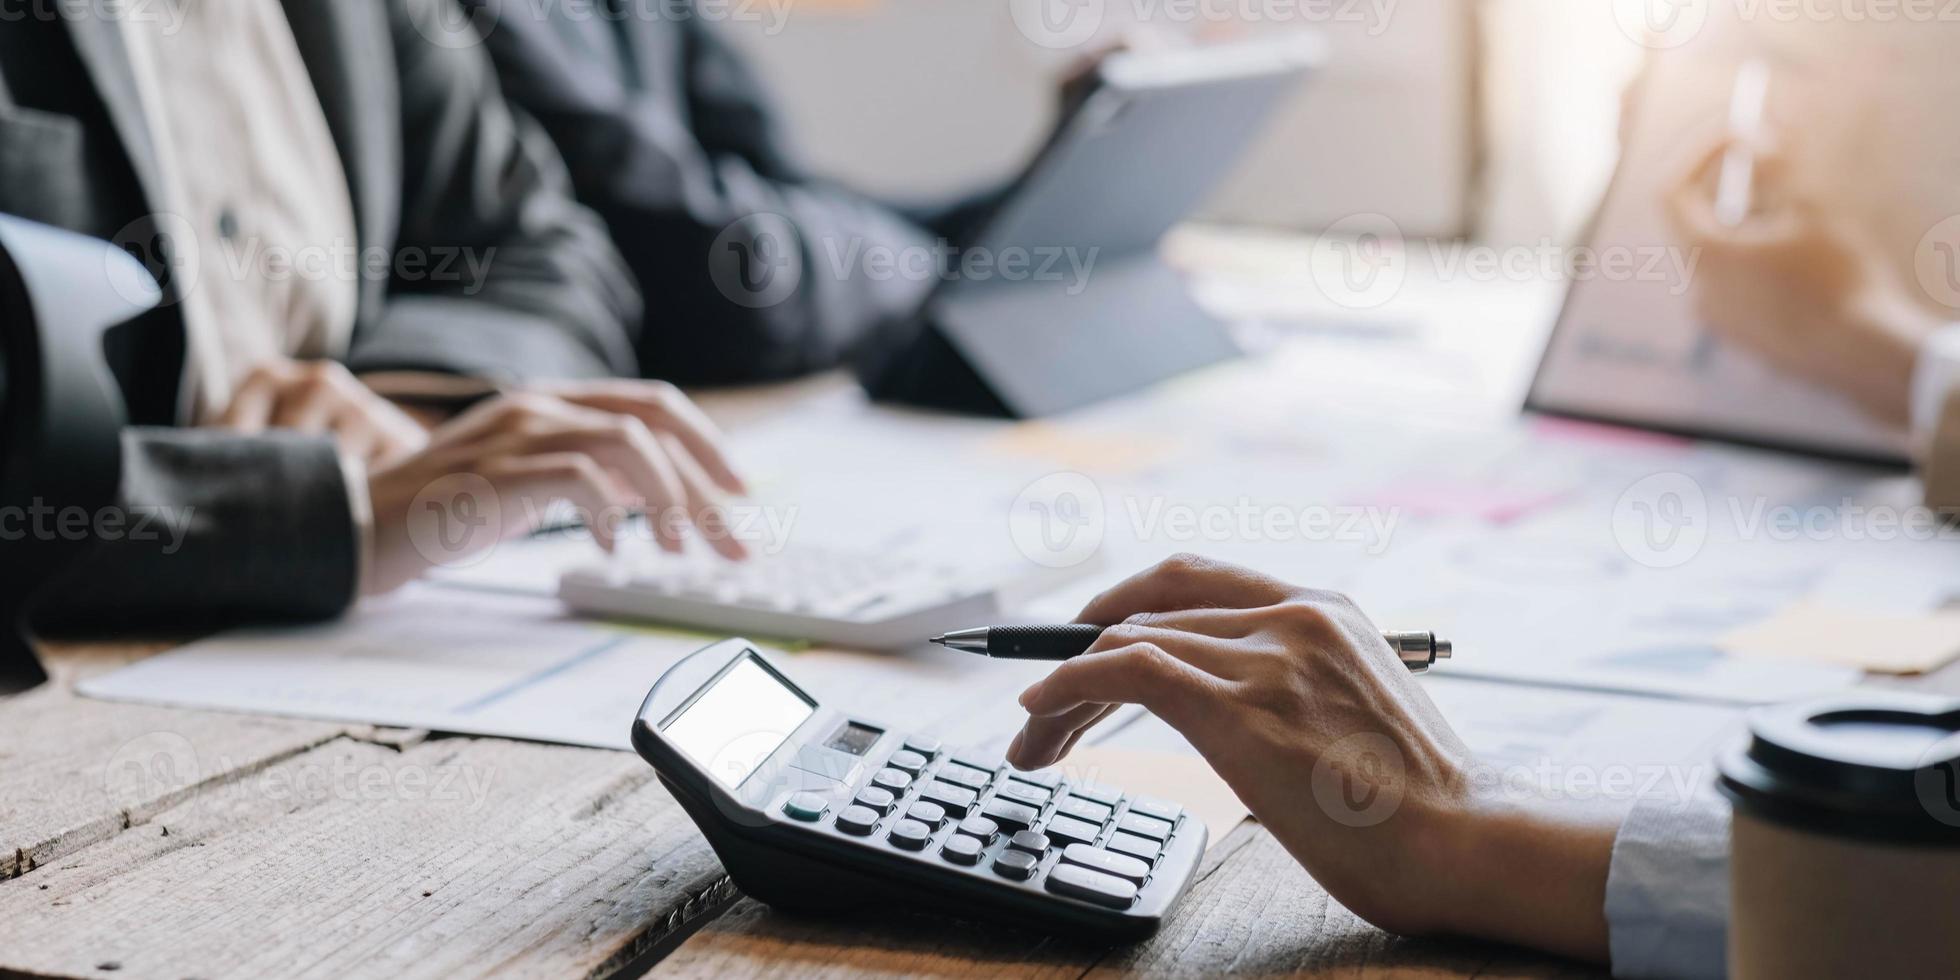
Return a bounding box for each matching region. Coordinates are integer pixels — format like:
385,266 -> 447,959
631,638 -> 1207,939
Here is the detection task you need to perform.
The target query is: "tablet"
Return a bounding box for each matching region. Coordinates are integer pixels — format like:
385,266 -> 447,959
1526,19 -> 1955,466
868,35 -> 1324,417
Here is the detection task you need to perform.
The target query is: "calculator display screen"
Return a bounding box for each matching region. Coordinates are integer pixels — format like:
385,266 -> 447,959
664,655 -> 816,788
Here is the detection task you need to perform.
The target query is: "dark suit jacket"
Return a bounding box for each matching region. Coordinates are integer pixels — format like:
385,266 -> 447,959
479,2 -> 995,384
0,0 -> 641,629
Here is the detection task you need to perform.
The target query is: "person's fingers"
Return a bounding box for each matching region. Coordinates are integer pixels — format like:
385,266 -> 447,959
498,414 -> 688,552
1075,554 -> 1295,626
336,423 -> 381,466
1018,641 -> 1222,722
662,432 -> 748,560
1079,622 -> 1258,678
214,364 -> 286,433
1667,143 -> 1730,244
1117,605 -> 1270,639
571,383 -> 747,495
1008,701 -> 1116,771
271,381 -> 336,433
484,452 -> 629,552
1052,704 -> 1120,764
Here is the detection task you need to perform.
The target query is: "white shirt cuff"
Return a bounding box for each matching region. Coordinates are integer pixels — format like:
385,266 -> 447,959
1910,324 -> 1960,463
337,450 -> 374,596
1604,786 -> 1733,979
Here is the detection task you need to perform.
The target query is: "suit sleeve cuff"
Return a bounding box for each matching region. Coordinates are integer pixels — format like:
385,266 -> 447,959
1912,324 -> 1960,509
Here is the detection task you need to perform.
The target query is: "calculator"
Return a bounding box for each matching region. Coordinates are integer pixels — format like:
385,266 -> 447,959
631,638 -> 1207,939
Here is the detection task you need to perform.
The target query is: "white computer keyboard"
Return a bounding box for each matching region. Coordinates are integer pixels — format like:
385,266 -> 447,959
558,546 -> 1004,649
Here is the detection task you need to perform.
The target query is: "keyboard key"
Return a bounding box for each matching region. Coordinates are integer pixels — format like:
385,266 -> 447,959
1105,831 -> 1161,863
981,798 -> 1040,832
907,800 -> 947,828
1057,796 -> 1111,825
903,735 -> 943,756
870,768 -> 913,794
941,834 -> 983,866
887,749 -> 929,775
783,793 -> 826,822
1117,812 -> 1174,841
1060,843 -> 1150,884
1046,863 -> 1139,908
956,816 -> 999,842
995,781 -> 1050,808
920,781 -> 977,817
993,849 -> 1039,881
888,818 -> 931,850
937,764 -> 991,791
1007,830 -> 1050,855
1008,768 -> 1063,789
835,805 -> 879,836
1071,782 -> 1122,806
1128,796 -> 1183,823
1044,815 -> 1101,846
853,786 -> 896,815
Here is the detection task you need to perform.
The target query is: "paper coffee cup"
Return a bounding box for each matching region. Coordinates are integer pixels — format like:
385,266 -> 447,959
1718,692 -> 1960,980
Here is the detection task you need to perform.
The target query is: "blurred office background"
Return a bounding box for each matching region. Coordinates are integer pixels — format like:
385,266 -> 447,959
714,0 -> 1639,248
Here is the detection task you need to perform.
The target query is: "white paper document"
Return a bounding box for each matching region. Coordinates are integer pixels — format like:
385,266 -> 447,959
78,585 -> 1062,752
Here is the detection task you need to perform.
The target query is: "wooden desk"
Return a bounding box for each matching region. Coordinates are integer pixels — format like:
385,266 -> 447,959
1,639 -> 1600,979
6,369 -> 1951,979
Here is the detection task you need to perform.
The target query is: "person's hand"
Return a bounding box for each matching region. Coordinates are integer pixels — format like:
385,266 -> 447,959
212,359 -> 430,465
1668,140 -> 1940,425
1006,555 -> 1618,962
363,389 -> 749,594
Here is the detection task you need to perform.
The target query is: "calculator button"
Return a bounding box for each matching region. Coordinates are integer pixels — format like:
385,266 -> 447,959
941,834 -> 983,866
1105,831 -> 1161,863
1059,843 -> 1150,884
1127,796 -> 1183,823
1071,783 -> 1123,806
782,793 -> 827,822
906,800 -> 947,828
980,798 -> 1040,832
1044,815 -> 1101,846
835,805 -> 879,836
887,750 -> 929,775
995,781 -> 1050,808
952,751 -> 1002,773
1057,796 -> 1111,825
902,735 -> 942,756
937,764 -> 991,791
956,816 -> 999,842
888,818 -> 931,850
1046,863 -> 1140,908
1006,830 -> 1050,855
853,786 -> 896,815
992,849 -> 1039,881
921,781 -> 977,817
871,768 -> 914,794
1117,812 -> 1175,841
1008,768 -> 1063,789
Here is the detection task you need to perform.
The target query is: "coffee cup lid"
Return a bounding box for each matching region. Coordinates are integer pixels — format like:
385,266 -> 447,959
1718,691 -> 1960,844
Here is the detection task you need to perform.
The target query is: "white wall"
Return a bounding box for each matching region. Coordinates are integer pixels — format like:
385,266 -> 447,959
711,0 -> 1476,237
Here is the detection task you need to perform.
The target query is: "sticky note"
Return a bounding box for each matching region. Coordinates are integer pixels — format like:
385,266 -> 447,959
1719,603 -> 1960,675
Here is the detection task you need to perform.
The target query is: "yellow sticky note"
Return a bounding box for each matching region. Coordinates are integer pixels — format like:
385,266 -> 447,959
1052,746 -> 1250,852
983,421 -> 1181,477
1719,603 -> 1960,675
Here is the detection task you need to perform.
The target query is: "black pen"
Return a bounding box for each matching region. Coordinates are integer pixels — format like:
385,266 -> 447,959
929,624 -> 1453,673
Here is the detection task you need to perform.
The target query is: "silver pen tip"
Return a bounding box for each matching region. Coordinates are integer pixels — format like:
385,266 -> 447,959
928,635 -> 947,646
1434,639 -> 1452,660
